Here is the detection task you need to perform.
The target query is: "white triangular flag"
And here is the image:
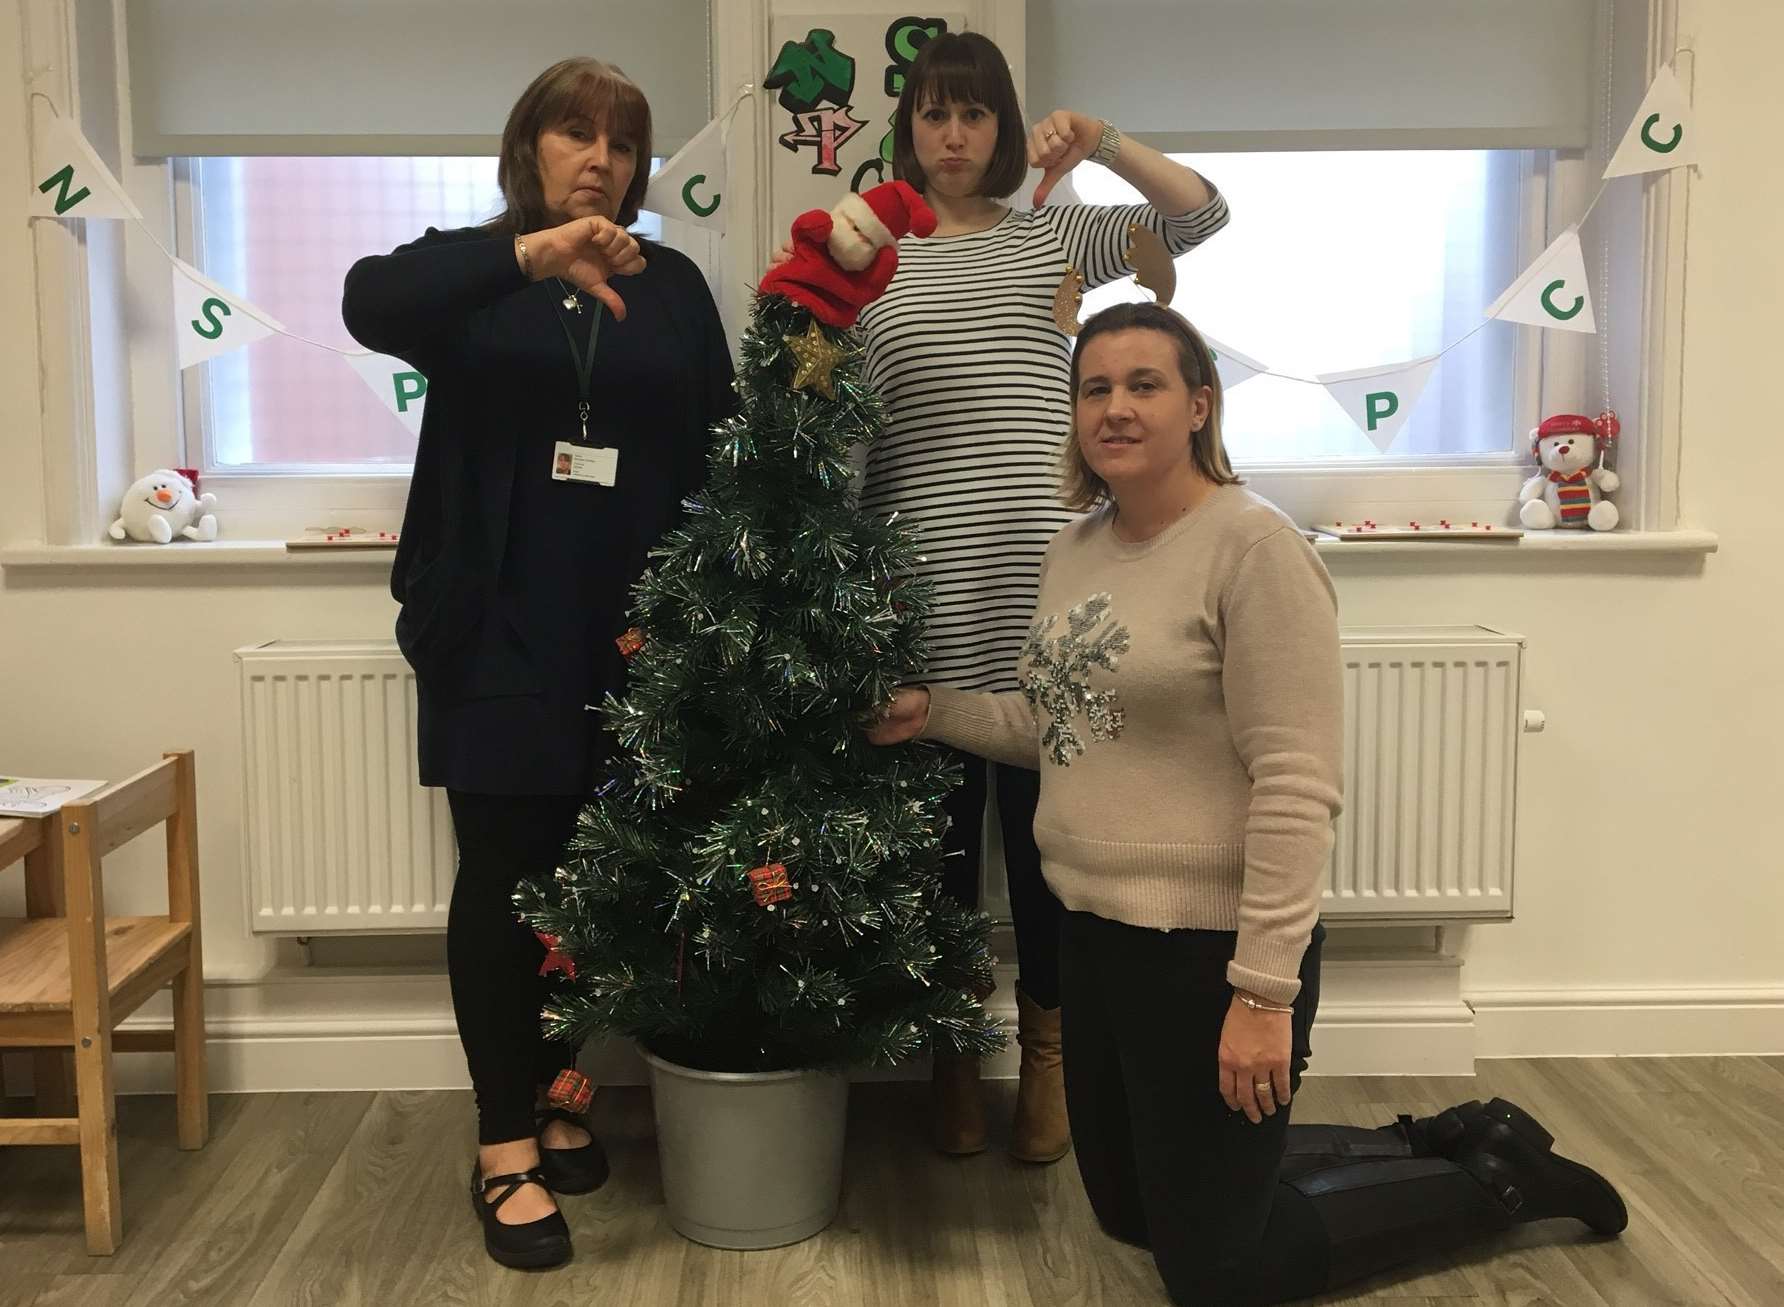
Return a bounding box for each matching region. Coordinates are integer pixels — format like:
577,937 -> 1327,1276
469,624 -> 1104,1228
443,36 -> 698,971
1318,356 -> 1440,453
172,258 -> 283,370
27,115 -> 143,221
643,117 -> 728,232
1201,334 -> 1269,392
346,352 -> 428,436
1604,65 -> 1697,179
1485,227 -> 1596,335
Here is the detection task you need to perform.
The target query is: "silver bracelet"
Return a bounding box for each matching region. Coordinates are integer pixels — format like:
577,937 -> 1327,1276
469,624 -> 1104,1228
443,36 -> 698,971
1089,119 -> 1123,167
514,234 -> 533,280
1237,992 -> 1294,1015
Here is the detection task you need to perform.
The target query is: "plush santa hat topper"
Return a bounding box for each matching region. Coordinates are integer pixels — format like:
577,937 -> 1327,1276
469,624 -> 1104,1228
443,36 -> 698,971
759,180 -> 937,328
1531,411 -> 1620,456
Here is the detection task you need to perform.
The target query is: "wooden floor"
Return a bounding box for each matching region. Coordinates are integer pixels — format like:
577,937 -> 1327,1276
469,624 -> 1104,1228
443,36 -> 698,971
1,1057 -> 1780,1306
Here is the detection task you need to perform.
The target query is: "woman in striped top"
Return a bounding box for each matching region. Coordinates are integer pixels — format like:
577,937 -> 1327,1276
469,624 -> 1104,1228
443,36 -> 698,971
858,31 -> 1229,1160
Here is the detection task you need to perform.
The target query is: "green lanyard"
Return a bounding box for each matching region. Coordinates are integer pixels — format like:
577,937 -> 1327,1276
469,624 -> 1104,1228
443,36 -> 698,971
551,288 -> 604,443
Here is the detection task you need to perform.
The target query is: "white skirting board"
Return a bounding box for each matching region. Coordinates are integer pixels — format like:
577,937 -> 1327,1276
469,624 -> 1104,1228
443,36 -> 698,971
9,971 -> 1778,1099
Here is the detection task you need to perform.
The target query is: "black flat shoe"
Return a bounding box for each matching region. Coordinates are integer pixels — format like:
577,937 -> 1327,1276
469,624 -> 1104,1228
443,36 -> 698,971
470,1163 -> 572,1269
536,1107 -> 610,1195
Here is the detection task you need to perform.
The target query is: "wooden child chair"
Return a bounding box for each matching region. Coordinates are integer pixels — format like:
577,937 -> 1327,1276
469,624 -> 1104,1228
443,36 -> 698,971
0,750 -> 208,1253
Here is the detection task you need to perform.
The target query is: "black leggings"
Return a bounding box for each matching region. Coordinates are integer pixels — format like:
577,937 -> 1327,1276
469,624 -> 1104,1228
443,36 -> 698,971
446,790 -> 583,1145
938,750 -> 1062,1008
1062,912 -> 1512,1305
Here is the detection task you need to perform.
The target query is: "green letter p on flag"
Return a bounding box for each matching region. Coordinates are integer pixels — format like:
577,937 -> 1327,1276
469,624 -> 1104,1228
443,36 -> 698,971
1319,357 -> 1439,453
347,352 -> 428,437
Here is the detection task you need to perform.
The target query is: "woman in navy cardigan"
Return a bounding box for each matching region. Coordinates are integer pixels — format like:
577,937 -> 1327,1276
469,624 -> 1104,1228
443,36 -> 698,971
343,57 -> 734,1270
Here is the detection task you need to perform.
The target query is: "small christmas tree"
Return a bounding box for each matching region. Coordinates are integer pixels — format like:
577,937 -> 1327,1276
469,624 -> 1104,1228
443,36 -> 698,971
520,184 -> 1002,1074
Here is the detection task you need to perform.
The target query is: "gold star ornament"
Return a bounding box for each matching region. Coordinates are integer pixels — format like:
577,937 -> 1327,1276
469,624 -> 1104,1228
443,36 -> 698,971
783,319 -> 849,399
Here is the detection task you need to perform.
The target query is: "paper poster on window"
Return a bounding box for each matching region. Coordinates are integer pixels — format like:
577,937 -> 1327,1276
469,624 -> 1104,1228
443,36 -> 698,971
1485,228 -> 1597,336
345,352 -> 428,437
765,14 -> 965,245
1317,356 -> 1440,453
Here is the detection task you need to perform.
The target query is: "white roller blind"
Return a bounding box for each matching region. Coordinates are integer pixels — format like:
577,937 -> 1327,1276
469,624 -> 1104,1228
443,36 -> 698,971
126,0 -> 712,156
1027,0 -> 1599,151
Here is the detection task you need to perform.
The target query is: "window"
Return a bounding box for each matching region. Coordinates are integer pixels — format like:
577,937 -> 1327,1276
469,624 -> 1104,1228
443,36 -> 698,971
185,156 -> 666,474
1072,150 -> 1531,464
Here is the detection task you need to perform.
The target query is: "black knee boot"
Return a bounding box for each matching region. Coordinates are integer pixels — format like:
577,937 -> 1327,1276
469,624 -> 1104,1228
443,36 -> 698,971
1274,1155 -> 1514,1293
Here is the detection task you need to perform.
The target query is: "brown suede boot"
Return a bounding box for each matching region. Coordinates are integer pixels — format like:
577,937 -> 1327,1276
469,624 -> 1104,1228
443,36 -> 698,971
931,1052 -> 989,1155
1009,991 -> 1070,1163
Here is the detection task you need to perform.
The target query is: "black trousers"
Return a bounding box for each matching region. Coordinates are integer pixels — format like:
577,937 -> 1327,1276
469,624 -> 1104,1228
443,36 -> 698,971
938,750 -> 1062,1008
1062,911 -> 1511,1306
446,790 -> 583,1145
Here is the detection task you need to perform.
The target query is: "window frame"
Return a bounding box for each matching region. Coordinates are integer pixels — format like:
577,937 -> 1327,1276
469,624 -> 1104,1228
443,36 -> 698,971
22,0 -> 1692,549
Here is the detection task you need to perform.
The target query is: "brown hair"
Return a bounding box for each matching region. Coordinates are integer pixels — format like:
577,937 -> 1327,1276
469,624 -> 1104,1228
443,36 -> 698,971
890,32 -> 1028,201
489,58 -> 652,233
1061,303 -> 1242,512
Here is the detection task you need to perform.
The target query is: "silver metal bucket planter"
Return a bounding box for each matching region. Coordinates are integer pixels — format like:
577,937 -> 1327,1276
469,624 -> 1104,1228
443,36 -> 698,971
642,1049 -> 849,1249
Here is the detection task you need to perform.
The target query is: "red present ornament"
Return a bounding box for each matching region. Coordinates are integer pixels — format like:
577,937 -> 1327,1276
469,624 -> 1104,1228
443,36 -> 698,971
535,930 -> 577,979
748,862 -> 793,907
546,1068 -> 594,1114
616,627 -> 646,658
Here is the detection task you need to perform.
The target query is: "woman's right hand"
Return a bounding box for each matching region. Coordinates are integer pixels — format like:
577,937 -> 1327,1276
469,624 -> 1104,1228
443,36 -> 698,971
522,217 -> 647,320
767,238 -> 795,269
866,687 -> 931,745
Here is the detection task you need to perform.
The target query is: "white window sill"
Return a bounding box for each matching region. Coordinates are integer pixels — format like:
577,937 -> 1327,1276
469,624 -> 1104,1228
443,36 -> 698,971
0,539 -> 397,572
1310,528 -> 1719,560
1,529 -> 1719,575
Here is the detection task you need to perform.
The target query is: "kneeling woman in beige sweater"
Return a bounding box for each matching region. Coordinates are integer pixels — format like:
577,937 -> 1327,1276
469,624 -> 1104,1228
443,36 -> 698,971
869,303 -> 1625,1305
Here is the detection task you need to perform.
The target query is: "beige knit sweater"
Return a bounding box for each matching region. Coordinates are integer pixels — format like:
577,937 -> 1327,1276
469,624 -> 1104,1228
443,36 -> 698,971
919,485 -> 1343,1003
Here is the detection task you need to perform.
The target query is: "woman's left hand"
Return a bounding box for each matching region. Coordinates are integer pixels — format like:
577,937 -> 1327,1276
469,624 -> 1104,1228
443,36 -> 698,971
1217,993 -> 1293,1124
1028,109 -> 1102,207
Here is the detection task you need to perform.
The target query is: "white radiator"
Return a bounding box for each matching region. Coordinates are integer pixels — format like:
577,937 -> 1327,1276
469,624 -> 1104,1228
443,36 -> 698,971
236,627 -> 1523,935
236,640 -> 457,934
1326,627 -> 1522,921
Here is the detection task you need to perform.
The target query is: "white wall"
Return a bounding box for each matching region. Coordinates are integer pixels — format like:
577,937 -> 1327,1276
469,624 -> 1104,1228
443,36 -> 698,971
1,1 -> 1779,1091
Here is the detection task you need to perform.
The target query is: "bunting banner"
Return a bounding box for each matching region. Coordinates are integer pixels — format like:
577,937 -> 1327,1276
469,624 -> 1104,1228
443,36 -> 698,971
23,56 -> 1699,450
1202,334 -> 1269,393
644,116 -> 729,233
172,257 -> 283,370
1604,64 -> 1697,179
1317,356 -> 1441,453
1485,227 -> 1597,336
28,115 -> 142,221
345,352 -> 429,435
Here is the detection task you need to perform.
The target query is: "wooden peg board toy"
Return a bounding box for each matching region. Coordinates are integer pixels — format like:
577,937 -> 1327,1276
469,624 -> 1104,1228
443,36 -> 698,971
1312,519 -> 1522,542
285,527 -> 401,551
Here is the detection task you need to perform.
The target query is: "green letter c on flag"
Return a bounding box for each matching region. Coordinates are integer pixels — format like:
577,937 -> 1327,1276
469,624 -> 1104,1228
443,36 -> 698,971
1540,279 -> 1584,321
682,174 -> 720,218
393,371 -> 427,412
1364,391 -> 1398,431
191,297 -> 232,340
1640,113 -> 1682,153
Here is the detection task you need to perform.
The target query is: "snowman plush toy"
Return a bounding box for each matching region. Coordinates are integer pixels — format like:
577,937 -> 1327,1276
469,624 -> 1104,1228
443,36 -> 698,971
109,469 -> 219,543
1519,412 -> 1620,531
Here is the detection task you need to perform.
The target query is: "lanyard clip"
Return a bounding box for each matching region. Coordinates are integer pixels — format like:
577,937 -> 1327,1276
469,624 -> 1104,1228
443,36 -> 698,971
578,400 -> 591,442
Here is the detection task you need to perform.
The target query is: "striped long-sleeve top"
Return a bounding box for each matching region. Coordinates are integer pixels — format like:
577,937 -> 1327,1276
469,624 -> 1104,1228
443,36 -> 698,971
855,195 -> 1231,691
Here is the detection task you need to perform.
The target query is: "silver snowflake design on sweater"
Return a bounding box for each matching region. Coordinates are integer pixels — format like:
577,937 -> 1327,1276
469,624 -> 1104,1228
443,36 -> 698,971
1020,593 -> 1129,766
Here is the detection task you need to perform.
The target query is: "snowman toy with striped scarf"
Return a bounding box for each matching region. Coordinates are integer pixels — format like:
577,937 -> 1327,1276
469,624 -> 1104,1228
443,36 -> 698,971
1519,412 -> 1621,531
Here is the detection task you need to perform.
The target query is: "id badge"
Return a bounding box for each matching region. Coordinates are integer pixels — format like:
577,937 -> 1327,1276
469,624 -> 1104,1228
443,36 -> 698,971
551,441 -> 618,486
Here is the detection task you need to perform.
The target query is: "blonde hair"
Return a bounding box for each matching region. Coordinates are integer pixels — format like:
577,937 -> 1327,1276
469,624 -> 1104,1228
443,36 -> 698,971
1060,303 -> 1241,512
